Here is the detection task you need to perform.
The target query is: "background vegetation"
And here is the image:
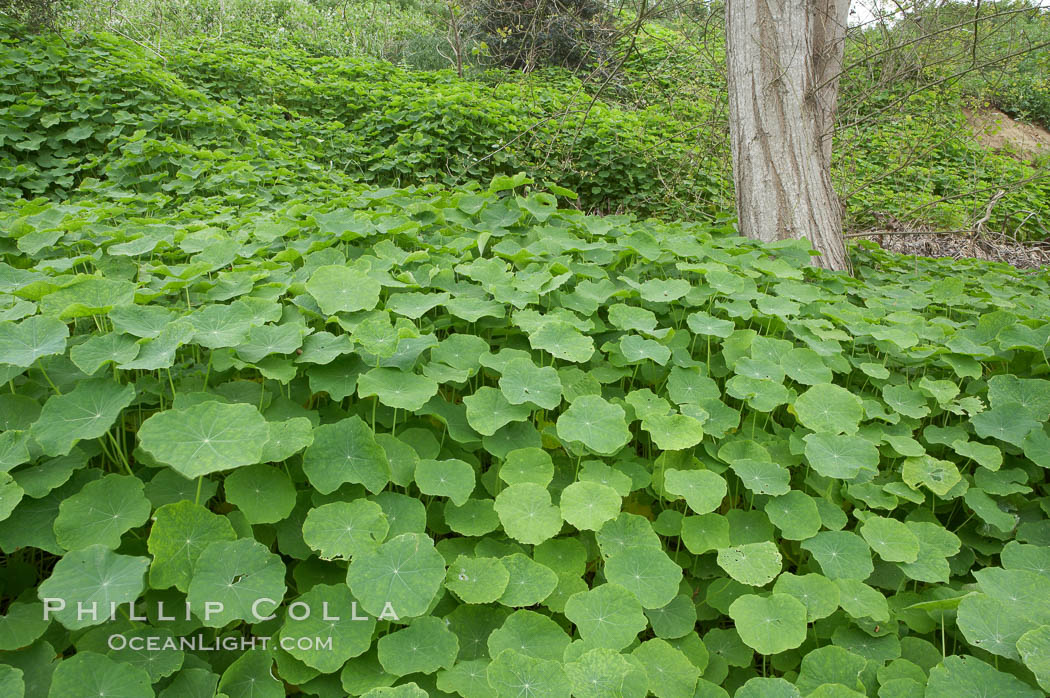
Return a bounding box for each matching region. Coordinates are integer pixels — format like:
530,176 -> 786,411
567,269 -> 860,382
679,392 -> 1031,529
0,2 -> 1049,698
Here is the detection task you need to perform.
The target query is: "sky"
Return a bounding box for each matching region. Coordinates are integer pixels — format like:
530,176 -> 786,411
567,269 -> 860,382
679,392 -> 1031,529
849,0 -> 1050,26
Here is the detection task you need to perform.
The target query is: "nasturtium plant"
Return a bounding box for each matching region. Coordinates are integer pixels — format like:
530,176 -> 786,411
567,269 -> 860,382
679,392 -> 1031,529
302,499 -> 389,560
793,384 -> 864,434
446,555 -> 510,603
729,593 -> 808,655
556,395 -> 631,455
147,501 -> 237,592
414,458 -> 475,506
494,483 -> 563,545
31,380 -> 135,457
186,538 -> 286,627
604,547 -> 682,609
347,533 -> 446,618
37,545 -> 149,630
302,416 -> 390,494
2,21 -> 1050,696
138,401 -> 268,478
498,553 -> 559,607
717,542 -> 783,586
377,616 -> 459,676
279,583 -> 376,673
564,583 -> 648,650
54,473 -> 151,550
559,481 -> 621,531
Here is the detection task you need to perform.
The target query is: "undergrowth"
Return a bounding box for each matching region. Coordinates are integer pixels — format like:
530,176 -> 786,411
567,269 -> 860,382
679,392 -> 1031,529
1,16 -> 1050,698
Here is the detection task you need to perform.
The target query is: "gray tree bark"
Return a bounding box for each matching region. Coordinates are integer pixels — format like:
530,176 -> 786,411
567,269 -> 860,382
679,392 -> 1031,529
725,0 -> 852,273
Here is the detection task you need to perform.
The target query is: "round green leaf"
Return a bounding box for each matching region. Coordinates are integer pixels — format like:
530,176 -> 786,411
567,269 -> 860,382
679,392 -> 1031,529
859,516 -> 920,563
902,455 -> 961,497
260,417 -> 314,463
729,593 -> 808,655
716,542 -> 782,586
487,648 -> 571,698
763,491 -> 821,540
498,553 -> 559,607
138,401 -> 268,478
604,547 -> 682,609
926,655 -> 1041,698
223,464 -> 296,524
377,616 -> 458,677
803,433 -> 879,479
645,594 -> 697,640
489,609 -> 570,661
597,513 -> 661,558
897,520 -> 961,583
436,658 -> 491,698
971,405 -> 1040,447
642,414 -> 705,451
499,448 -> 554,487
357,368 -> 439,412
446,555 -> 510,604
347,532 -> 446,619
0,601 -> 49,651
463,386 -> 532,437
307,355 -> 365,400
772,572 -> 839,621
729,459 -> 790,496
0,665 -> 22,698
48,651 -> 153,698
619,335 -> 671,365
307,265 -> 381,314
280,583 -> 375,672
31,379 -> 135,457
639,278 -> 690,303
559,481 -> 622,531
37,545 -> 148,630
415,458 -> 475,507
0,315 -> 68,367
556,395 -> 631,456
527,321 -> 594,363
663,468 -> 726,515
494,483 -> 563,545
800,531 -> 873,580
499,358 -> 562,410
302,416 -> 390,494
794,384 -> 863,435
218,649 -> 284,698
782,348 -> 832,386
565,647 -> 648,698
54,473 -> 150,550
303,499 -> 389,561
795,645 -> 866,694
956,592 -> 1028,659
686,311 -> 735,337
631,638 -> 699,698
444,498 -> 500,537
235,323 -> 303,363
147,500 -> 237,592
834,578 -> 890,622
565,583 -> 648,650
105,626 -> 183,682
186,538 -> 286,627
1017,625 -> 1050,692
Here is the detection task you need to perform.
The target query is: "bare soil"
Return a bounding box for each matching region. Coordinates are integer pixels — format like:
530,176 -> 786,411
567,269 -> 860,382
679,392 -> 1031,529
963,105 -> 1050,161
856,106 -> 1050,270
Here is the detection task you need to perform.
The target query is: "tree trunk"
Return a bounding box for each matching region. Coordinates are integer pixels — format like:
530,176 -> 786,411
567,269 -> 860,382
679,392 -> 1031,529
725,0 -> 852,273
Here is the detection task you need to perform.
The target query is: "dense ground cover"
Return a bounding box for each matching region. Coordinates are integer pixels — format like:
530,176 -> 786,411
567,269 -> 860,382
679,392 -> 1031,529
26,1 -> 1050,236
1,15 -> 1050,698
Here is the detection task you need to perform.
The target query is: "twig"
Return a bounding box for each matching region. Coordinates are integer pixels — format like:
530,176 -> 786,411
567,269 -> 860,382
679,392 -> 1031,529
844,229 -> 978,238
972,188 -> 1005,239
